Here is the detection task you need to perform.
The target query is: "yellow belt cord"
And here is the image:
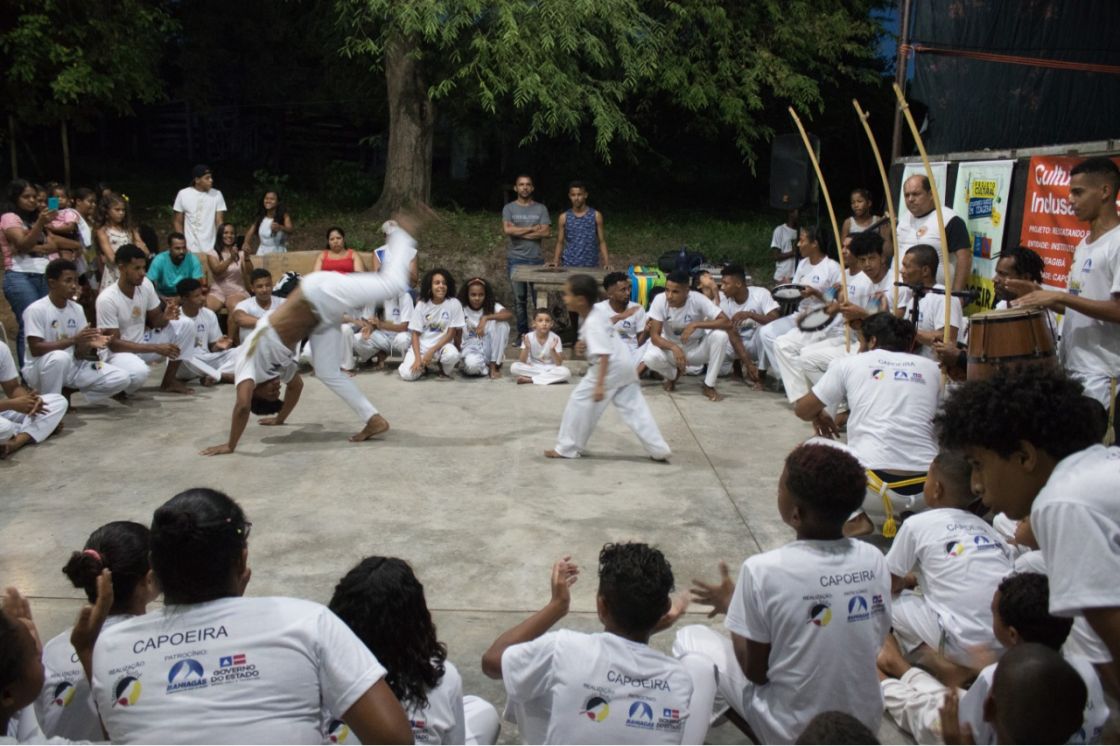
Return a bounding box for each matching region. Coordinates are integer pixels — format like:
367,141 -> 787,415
866,471 -> 927,538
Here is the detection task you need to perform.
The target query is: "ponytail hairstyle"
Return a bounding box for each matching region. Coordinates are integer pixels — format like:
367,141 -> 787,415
457,277 -> 496,315
150,488 -> 250,605
62,521 -> 151,612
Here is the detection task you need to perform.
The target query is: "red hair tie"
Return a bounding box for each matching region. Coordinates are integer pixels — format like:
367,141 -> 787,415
83,548 -> 103,563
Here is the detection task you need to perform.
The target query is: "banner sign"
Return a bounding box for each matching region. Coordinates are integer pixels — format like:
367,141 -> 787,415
1018,155 -> 1120,288
951,160 -> 1014,313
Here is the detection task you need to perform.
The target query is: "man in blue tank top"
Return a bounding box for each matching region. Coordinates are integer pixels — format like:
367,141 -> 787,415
550,181 -> 611,269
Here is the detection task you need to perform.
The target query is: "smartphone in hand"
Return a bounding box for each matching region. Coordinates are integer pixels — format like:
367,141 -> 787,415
47,196 -> 60,211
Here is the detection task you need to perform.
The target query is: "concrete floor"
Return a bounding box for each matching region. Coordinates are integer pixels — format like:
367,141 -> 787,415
2,348 -> 910,744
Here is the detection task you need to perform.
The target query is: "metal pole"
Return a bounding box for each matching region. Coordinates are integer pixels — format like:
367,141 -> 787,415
890,0 -> 913,161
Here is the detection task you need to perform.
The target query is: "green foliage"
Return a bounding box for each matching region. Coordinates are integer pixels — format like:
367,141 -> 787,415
0,0 -> 178,126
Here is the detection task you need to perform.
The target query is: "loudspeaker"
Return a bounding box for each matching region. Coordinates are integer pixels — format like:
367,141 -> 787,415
770,133 -> 819,209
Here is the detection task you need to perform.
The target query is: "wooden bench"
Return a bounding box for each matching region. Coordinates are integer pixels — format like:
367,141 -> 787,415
199,250 -> 379,285
510,265 -> 612,309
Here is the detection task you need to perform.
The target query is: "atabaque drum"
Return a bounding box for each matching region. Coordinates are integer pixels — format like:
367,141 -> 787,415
967,307 -> 1057,381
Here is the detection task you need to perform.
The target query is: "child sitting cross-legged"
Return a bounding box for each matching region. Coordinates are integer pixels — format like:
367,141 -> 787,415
510,308 -> 571,385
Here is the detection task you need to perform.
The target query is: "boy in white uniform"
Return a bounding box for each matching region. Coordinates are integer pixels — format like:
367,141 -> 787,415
352,292 -> 414,367
511,309 -> 571,385
175,278 -> 237,383
95,244 -> 196,396
896,244 -> 963,360
21,258 -> 129,403
0,342 -> 67,459
546,274 -> 670,461
594,272 -> 649,369
481,542 -> 692,745
716,263 -> 777,387
885,451 -> 1012,669
674,442 -> 891,744
936,366 -> 1120,687
795,313 -> 941,534
203,220 -> 417,449
231,269 -> 284,344
172,164 -> 227,255
771,208 -> 799,284
642,270 -> 731,401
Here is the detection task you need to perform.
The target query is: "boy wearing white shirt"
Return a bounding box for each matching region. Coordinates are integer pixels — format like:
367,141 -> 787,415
511,309 -> 571,385
642,271 -> 731,401
716,264 -> 777,388
481,542 -> 692,745
95,244 -> 196,396
771,208 -> 799,283
936,367 -> 1120,687
353,292 -> 414,368
231,269 -> 284,344
22,259 -> 130,403
595,272 -> 649,370
896,244 -> 963,360
0,343 -> 67,459
172,165 -> 227,255
675,442 -> 891,744
175,278 -> 237,384
885,451 -> 1012,669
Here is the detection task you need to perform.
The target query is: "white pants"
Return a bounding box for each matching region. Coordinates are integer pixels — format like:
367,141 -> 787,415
399,344 -> 462,381
460,322 -> 511,376
178,348 -> 238,381
104,319 -> 195,394
757,315 -> 797,373
889,591 -> 981,670
300,250 -> 412,326
0,393 -> 67,444
1068,369 -> 1116,413
309,322 -> 378,422
21,352 -> 130,404
464,695 -> 501,746
642,330 -> 729,389
300,325 -> 357,369
719,331 -> 764,375
880,667 -> 956,743
671,625 -> 747,745
774,330 -> 847,402
353,329 -> 410,363
509,361 -> 571,385
553,371 -> 670,459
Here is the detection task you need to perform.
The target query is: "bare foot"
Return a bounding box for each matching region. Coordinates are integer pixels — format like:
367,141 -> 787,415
0,434 -> 31,459
436,370 -> 452,380
350,414 -> 390,442
201,377 -> 218,387
877,633 -> 910,679
544,449 -> 566,459
161,380 -> 195,395
372,353 -> 387,371
112,391 -> 130,402
517,376 -> 533,385
702,385 -> 723,401
343,367 -> 357,378
488,364 -> 502,380
843,512 -> 875,537
662,378 -> 676,392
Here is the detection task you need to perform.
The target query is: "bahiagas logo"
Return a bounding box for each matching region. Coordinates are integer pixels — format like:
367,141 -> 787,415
847,595 -> 870,623
581,695 -> 610,722
113,676 -> 142,707
625,701 -> 655,730
166,658 -> 207,694
51,681 -> 77,707
807,603 -> 832,627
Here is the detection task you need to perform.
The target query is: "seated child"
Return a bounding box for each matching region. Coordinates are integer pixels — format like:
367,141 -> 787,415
885,450 -> 1012,669
481,543 -> 692,745
352,292 -> 414,369
674,442 -> 890,744
594,272 -> 648,370
0,342 -> 67,460
325,556 -> 500,745
175,278 -> 237,384
510,309 -> 571,385
458,277 -> 512,379
231,268 -> 284,344
878,572 -> 1108,744
400,268 -> 464,381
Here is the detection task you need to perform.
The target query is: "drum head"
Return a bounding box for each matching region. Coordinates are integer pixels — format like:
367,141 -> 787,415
798,307 -> 835,332
970,306 -> 1041,321
772,284 -> 805,300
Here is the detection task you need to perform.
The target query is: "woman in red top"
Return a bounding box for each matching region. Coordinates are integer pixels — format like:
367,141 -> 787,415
314,226 -> 366,273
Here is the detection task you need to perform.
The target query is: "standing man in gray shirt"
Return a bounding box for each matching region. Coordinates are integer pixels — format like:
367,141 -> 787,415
502,174 -> 551,335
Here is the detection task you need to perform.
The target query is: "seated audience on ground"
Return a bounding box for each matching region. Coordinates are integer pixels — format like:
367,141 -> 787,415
884,450 -> 1013,673
794,313 -> 941,536
88,488 -> 413,744
594,272 -> 648,370
231,268 -> 284,344
400,268 -> 464,381
22,259 -> 129,404
458,277 -> 512,379
675,442 -> 890,744
481,542 -> 692,745
176,278 -> 237,384
936,367 -> 1120,687
717,263 -> 777,389
0,341 -> 67,460
642,270 -> 731,401
896,243 -> 963,360
147,232 -> 204,299
96,243 -> 196,396
326,556 -> 501,745
352,291 -> 415,370
511,309 -> 570,386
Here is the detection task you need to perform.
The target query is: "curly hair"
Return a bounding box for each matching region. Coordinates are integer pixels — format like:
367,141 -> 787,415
62,521 -> 150,610
458,277 -> 496,315
95,192 -> 133,231
419,268 -> 456,303
861,312 -> 915,353
598,543 -> 674,636
997,573 -> 1072,651
935,367 -> 1099,459
998,246 -> 1044,285
329,557 -> 446,710
784,443 -> 866,524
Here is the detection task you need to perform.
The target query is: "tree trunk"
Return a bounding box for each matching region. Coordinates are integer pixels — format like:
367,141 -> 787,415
371,32 -> 435,217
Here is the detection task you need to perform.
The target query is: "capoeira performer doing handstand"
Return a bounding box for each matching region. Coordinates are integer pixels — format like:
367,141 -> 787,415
201,221 -> 418,455
545,274 -> 671,461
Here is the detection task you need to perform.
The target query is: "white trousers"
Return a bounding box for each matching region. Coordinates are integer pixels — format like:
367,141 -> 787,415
353,329 -> 411,363
399,344 -> 462,381
102,318 -> 195,394
719,331 -> 764,375
553,371 -> 670,459
773,330 -> 847,402
21,352 -> 130,404
642,330 -> 729,388
460,322 -> 511,376
178,348 -> 238,381
300,248 -> 412,326
0,393 -> 67,443
757,315 -> 797,372
1068,369 -> 1116,412
880,667 -> 956,744
671,625 -> 747,745
509,361 -> 571,385
308,322 -> 378,422
463,695 -> 501,746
